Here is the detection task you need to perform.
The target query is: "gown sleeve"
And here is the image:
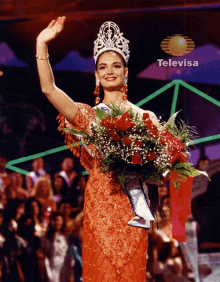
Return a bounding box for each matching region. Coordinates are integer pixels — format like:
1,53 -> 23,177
57,102 -> 97,173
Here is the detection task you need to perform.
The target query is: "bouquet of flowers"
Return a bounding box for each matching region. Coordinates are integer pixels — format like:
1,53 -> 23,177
64,103 -> 205,189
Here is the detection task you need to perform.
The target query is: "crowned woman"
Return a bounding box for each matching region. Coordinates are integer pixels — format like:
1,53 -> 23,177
36,17 -> 159,282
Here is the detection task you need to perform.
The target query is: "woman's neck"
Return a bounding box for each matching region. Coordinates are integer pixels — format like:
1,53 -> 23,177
102,90 -> 126,107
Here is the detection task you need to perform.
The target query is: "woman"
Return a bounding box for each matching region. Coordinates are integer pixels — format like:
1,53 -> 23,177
51,175 -> 68,203
25,197 -> 44,236
34,178 -> 56,217
10,172 -> 29,201
40,212 -> 73,282
36,17 -> 158,281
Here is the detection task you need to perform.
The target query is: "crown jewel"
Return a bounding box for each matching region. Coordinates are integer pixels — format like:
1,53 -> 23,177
93,21 -> 130,64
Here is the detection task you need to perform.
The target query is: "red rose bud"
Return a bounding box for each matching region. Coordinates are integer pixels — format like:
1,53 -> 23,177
131,153 -> 142,165
100,116 -> 111,128
146,152 -> 156,161
142,112 -> 149,120
122,137 -> 132,146
159,137 -> 167,145
112,134 -> 120,142
144,120 -> 153,127
106,129 -> 116,138
161,129 -> 168,135
134,140 -> 143,148
150,131 -> 159,139
121,111 -> 131,120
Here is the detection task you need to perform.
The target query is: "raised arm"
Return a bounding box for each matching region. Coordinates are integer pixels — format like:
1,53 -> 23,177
36,16 -> 78,121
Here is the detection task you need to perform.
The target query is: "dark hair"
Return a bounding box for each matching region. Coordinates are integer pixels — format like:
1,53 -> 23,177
46,212 -> 65,241
25,197 -> 43,222
52,175 -> 68,197
95,50 -> 127,70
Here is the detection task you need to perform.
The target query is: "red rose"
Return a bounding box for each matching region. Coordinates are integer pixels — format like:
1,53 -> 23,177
115,118 -> 127,131
121,111 -> 131,120
115,119 -> 135,131
146,152 -> 156,161
131,153 -> 142,165
101,117 -> 116,129
150,125 -> 157,131
144,119 -> 153,127
160,137 -> 167,145
100,117 -> 111,127
122,137 -> 132,146
142,112 -> 149,120
112,117 -> 118,123
112,134 -> 120,142
106,129 -> 116,138
134,140 -> 143,148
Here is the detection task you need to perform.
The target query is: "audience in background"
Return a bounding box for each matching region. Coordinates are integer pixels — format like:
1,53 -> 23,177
0,156 -> 11,192
0,155 -> 197,281
52,175 -> 68,204
33,178 -> 56,218
54,157 -> 78,205
26,157 -> 50,196
40,212 -> 74,282
10,172 -> 29,200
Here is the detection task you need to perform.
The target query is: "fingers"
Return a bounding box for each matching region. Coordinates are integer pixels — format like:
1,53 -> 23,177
47,20 -> 56,28
53,16 -> 66,32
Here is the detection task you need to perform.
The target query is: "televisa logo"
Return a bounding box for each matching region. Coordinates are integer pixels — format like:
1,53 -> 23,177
157,59 -> 198,67
158,34 -> 198,67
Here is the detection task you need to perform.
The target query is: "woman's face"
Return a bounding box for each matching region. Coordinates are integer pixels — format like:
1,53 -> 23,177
59,203 -> 72,216
51,215 -> 63,232
158,185 -> 168,198
31,201 -> 40,216
95,51 -> 128,91
12,173 -> 23,187
77,177 -> 87,190
53,177 -> 64,193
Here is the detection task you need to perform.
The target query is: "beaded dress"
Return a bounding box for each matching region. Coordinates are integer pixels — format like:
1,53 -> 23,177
57,103 -> 148,282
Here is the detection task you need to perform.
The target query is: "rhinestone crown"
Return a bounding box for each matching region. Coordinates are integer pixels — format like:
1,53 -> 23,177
93,21 -> 130,65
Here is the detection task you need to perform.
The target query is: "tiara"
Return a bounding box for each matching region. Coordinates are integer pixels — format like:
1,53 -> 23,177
93,21 -> 130,65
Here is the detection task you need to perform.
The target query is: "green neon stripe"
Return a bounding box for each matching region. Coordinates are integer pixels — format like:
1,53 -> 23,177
179,80 -> 220,107
136,80 -> 176,107
7,145 -> 68,165
192,134 -> 220,145
170,81 -> 180,116
6,164 -> 29,175
7,142 -> 81,165
81,171 -> 89,176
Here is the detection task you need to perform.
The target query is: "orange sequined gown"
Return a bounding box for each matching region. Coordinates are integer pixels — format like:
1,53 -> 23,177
57,103 -> 148,282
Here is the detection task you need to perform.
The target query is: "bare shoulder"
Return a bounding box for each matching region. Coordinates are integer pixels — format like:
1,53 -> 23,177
126,101 -> 158,124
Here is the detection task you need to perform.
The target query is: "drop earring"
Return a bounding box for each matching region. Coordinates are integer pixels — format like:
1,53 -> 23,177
94,79 -> 100,104
120,76 -> 128,100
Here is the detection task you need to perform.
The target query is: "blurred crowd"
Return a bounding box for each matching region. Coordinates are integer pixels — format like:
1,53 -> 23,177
0,155 -> 86,282
0,154 -> 196,282
146,183 -> 194,282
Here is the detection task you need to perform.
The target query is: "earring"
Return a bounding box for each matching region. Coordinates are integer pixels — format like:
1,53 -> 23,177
120,76 -> 128,100
94,79 -> 100,104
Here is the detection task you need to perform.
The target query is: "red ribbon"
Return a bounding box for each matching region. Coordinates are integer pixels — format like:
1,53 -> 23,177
169,172 -> 193,242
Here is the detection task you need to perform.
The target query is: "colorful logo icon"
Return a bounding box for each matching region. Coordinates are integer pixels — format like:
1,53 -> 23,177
160,34 -> 195,56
